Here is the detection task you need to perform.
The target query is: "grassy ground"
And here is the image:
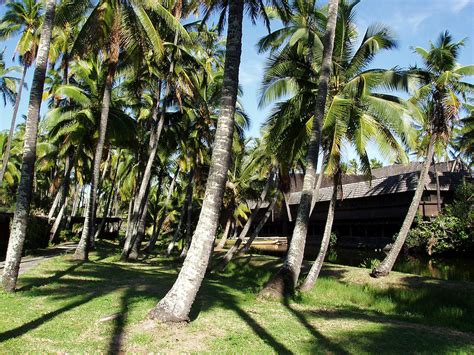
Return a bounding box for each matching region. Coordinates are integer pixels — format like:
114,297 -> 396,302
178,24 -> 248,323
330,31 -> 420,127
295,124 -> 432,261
0,242 -> 473,353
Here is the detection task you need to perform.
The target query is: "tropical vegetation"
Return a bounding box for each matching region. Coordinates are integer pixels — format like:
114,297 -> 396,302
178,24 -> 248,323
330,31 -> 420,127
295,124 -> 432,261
0,0 -> 472,351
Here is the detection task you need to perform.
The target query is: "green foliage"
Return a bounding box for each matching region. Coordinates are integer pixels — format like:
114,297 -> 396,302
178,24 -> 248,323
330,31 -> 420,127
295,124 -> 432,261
407,181 -> 474,255
360,258 -> 381,269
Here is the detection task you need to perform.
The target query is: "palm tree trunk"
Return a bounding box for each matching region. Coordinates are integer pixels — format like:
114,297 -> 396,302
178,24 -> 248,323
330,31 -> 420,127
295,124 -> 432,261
309,167 -> 325,215
299,181 -> 338,292
372,134 -> 437,277
146,167 -> 179,253
74,16 -> 121,261
94,151 -> 121,241
48,153 -> 73,222
216,218 -> 232,250
148,0 -> 244,322
122,84 -> 164,261
260,0 -> 339,298
128,196 -> 149,260
49,197 -> 68,244
433,157 -> 441,212
180,175 -> 194,259
241,192 -> 280,253
166,171 -> 193,256
216,191 -> 280,272
213,170 -> 276,270
0,63 -> 27,187
67,182 -> 82,229
1,0 -> 55,293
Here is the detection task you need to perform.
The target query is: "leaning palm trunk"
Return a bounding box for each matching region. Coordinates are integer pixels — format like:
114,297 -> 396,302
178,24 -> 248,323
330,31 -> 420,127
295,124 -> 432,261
74,18 -> 121,261
48,152 -> 74,223
216,191 -> 280,272
213,170 -> 277,270
146,167 -> 179,253
49,197 -> 68,244
148,0 -> 244,323
241,192 -> 280,253
260,0 -> 339,298
0,64 -> 28,187
216,218 -> 232,250
124,7 -> 182,259
299,180 -> 338,292
1,0 -> 56,293
122,85 -> 165,261
372,134 -> 437,277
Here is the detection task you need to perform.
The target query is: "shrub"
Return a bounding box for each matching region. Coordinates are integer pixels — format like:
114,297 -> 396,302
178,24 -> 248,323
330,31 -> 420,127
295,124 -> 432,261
407,181 -> 473,255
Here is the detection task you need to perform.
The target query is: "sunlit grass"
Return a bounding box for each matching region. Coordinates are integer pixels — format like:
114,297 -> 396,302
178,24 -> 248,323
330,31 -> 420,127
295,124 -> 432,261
0,243 -> 472,353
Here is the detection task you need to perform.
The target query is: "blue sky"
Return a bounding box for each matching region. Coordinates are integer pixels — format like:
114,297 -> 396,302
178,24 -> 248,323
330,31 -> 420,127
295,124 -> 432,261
1,0 -> 474,162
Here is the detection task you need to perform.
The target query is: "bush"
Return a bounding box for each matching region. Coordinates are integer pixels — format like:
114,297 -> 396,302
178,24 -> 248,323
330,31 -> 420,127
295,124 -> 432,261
407,216 -> 472,255
406,180 -> 473,255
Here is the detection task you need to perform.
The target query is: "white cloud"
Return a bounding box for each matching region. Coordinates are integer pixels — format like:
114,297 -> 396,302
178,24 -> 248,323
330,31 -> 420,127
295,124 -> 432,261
451,0 -> 472,13
406,13 -> 430,31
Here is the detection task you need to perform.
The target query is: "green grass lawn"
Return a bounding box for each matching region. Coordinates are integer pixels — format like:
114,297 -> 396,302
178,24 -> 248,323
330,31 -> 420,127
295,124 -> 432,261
1,242 -> 473,353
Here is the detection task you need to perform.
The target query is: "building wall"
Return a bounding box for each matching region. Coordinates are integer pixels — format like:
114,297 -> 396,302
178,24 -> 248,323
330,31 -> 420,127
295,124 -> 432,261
258,190 -> 453,249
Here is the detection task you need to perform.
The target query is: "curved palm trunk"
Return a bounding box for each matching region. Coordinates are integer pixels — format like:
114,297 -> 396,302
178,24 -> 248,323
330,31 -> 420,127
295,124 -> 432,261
213,170 -> 276,270
74,18 -> 120,261
372,134 -> 437,277
148,0 -> 244,323
1,0 -> 55,293
146,167 -> 179,253
299,181 -> 338,292
0,64 -> 27,187
216,218 -> 232,250
260,0 -> 339,298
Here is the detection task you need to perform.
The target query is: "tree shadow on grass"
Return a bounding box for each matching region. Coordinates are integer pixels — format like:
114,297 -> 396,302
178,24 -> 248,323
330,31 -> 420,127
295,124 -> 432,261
1,258 -> 174,347
17,260 -> 85,292
283,295 -> 350,355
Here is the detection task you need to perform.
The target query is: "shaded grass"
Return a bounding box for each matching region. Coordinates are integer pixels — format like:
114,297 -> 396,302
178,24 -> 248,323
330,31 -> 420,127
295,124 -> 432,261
0,243 -> 473,353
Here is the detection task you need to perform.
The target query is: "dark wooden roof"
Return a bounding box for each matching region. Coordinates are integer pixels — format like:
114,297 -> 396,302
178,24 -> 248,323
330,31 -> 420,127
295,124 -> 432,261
287,161 -> 469,205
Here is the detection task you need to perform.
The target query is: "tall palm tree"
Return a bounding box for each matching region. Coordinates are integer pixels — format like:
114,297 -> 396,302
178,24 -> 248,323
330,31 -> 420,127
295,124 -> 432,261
372,32 -> 474,277
1,0 -> 56,293
261,0 -> 339,297
259,0 -> 417,295
148,0 -> 290,323
0,0 -> 43,186
73,0 -> 187,260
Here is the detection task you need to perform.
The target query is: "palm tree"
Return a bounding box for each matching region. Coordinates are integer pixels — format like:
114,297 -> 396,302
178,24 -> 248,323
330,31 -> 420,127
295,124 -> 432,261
0,0 -> 43,186
148,0 -> 290,323
261,0 -> 339,297
121,1 -> 194,261
73,0 -> 187,260
258,0 -> 417,295
372,32 -> 474,277
1,0 -> 56,293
